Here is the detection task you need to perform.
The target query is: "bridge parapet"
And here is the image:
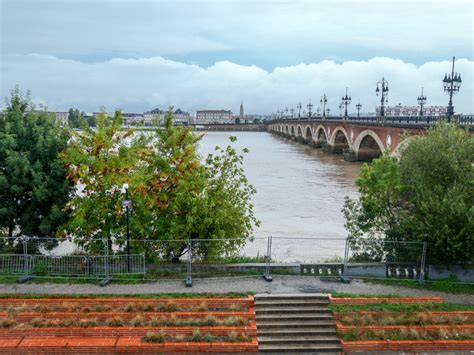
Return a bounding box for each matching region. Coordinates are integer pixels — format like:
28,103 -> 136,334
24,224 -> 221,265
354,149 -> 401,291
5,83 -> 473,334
267,116 -> 474,162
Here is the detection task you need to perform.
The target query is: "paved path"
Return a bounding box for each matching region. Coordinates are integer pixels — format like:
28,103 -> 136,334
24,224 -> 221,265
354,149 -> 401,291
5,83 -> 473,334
0,276 -> 472,304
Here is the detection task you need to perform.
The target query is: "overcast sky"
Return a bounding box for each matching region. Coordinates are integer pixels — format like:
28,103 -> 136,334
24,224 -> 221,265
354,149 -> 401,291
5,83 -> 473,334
1,0 -> 473,114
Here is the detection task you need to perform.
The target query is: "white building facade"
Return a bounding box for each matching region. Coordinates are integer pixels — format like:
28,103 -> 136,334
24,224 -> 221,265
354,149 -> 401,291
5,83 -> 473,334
376,105 -> 448,117
195,110 -> 234,124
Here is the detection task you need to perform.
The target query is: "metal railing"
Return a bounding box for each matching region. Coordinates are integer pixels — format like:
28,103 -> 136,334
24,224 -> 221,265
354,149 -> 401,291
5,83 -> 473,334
0,236 -> 469,286
267,114 -> 474,128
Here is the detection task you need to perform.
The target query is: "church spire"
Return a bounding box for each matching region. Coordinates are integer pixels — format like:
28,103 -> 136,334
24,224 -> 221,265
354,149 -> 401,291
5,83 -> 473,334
240,101 -> 244,121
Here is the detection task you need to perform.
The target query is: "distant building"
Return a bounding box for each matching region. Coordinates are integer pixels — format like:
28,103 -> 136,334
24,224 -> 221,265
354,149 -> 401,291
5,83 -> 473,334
376,105 -> 447,117
240,102 -> 244,123
54,112 -> 68,126
196,110 -> 234,124
122,112 -> 144,126
143,108 -> 191,126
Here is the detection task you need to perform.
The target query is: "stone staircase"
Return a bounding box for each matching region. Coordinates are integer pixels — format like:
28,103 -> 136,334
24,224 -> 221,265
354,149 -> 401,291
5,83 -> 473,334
255,294 -> 342,353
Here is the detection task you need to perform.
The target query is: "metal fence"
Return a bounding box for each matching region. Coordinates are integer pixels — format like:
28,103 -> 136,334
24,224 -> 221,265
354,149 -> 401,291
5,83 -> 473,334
0,236 -> 468,285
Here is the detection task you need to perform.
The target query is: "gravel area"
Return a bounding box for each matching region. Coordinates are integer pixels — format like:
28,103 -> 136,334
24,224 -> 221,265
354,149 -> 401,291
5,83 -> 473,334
0,276 -> 472,304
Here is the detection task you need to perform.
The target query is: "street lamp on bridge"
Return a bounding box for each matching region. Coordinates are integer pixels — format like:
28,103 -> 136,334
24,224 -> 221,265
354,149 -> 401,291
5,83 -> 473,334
290,107 -> 295,119
356,99 -> 362,118
320,94 -> 328,118
443,56 -> 462,122
338,102 -> 344,118
316,106 -> 321,117
307,99 -> 313,119
341,87 -> 351,118
326,108 -> 330,117
297,102 -> 302,118
417,87 -> 427,117
376,77 -> 389,117
284,107 -> 289,119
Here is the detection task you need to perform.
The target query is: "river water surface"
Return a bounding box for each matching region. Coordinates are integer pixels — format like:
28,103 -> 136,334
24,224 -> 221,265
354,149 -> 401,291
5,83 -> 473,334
198,132 -> 361,248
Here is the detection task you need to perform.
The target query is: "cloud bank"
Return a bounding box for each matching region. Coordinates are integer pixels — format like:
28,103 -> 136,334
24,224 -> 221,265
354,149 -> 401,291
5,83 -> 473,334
1,54 -> 472,115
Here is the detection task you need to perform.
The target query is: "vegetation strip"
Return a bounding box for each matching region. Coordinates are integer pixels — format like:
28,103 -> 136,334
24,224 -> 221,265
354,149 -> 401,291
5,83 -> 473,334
329,296 -> 444,305
0,297 -> 258,352
332,297 -> 474,350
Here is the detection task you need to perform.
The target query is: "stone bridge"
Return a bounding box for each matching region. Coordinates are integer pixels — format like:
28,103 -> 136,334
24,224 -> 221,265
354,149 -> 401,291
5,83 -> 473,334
267,119 -> 429,161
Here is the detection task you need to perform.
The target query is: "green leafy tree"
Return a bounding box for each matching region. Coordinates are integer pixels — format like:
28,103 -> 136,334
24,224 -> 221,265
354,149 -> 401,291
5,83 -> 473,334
0,87 -> 70,246
67,108 -> 85,128
61,108 -> 259,261
343,122 -> 474,264
59,110 -> 148,252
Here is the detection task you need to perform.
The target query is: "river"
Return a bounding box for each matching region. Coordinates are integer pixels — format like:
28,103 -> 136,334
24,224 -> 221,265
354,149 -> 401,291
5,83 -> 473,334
197,132 -> 361,262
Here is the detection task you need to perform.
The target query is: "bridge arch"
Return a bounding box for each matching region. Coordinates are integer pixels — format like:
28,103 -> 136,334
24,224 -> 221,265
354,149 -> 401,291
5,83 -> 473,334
353,130 -> 385,161
296,125 -> 303,137
329,126 -> 350,153
392,136 -> 415,158
304,125 -> 313,140
315,125 -> 328,145
290,125 -> 295,136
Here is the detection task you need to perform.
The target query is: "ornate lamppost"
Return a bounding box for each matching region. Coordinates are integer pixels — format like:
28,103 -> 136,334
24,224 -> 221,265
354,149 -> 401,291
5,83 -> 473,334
356,99 -> 362,118
284,107 -> 289,119
316,106 -> 321,117
376,77 -> 389,117
307,99 -> 313,118
417,87 -> 427,117
320,94 -> 327,118
341,87 -> 351,118
326,108 -> 330,117
443,56 -> 462,122
338,102 -> 344,118
122,183 -> 132,272
290,107 -> 295,119
297,102 -> 302,118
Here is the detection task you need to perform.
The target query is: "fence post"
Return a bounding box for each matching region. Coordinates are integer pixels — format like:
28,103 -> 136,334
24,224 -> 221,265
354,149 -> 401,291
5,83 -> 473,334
23,237 -> 29,277
263,236 -> 272,282
341,238 -> 351,283
99,238 -> 111,287
418,241 -> 427,286
17,237 -> 31,283
185,239 -> 193,287
104,238 -> 109,279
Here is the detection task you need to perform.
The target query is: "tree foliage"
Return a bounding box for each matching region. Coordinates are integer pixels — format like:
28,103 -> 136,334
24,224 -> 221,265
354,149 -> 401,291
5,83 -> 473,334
343,122 -> 474,264
61,109 -> 259,261
0,87 -> 70,245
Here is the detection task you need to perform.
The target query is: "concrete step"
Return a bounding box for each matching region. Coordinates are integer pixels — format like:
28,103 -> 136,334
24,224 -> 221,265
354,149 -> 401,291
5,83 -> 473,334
256,306 -> 331,314
255,299 -> 329,307
256,313 -> 334,321
257,320 -> 336,328
255,293 -> 329,301
258,329 -> 337,336
258,335 -> 340,343
258,343 -> 342,353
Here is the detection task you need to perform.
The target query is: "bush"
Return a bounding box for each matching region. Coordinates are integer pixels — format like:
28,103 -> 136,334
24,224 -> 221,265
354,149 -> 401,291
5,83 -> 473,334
106,316 -> 124,327
203,333 -> 214,342
143,331 -> 166,343
192,330 -> 203,342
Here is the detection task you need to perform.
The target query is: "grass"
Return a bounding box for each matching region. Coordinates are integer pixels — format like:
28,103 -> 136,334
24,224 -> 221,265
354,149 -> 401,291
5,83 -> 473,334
362,278 -> 474,295
143,331 -> 166,343
330,301 -> 474,313
1,314 -> 249,328
331,292 -> 402,298
339,328 -> 474,342
0,292 -> 252,299
339,312 -> 472,326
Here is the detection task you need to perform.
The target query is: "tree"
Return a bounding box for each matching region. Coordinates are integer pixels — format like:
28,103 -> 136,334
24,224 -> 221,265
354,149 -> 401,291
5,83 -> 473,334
61,108 -> 259,261
0,87 -> 70,247
343,122 -> 474,264
59,110 -> 148,253
67,108 -> 84,128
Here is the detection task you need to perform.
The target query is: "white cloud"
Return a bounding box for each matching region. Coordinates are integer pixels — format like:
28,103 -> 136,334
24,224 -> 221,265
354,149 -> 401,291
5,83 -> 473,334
1,54 -> 472,115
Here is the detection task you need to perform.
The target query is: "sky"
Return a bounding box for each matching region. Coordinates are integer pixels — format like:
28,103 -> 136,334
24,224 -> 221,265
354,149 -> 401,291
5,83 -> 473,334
1,0 -> 473,114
